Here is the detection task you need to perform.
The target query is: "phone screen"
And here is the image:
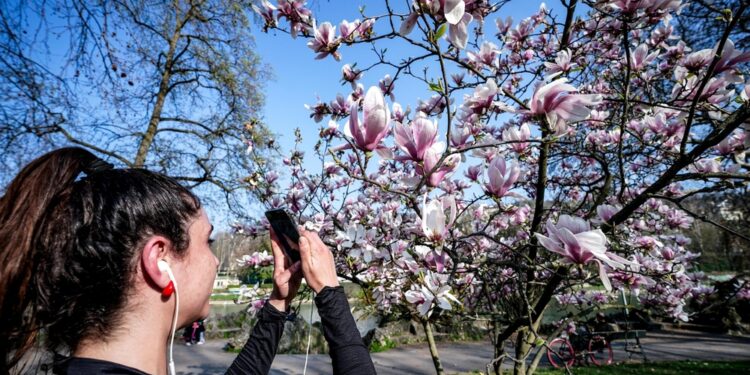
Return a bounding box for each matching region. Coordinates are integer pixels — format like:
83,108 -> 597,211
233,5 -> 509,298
264,209 -> 301,263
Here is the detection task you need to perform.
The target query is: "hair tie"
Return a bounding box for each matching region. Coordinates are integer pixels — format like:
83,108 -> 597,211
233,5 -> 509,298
83,159 -> 114,175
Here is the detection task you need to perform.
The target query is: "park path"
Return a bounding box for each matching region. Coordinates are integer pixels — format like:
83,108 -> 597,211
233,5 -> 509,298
173,329 -> 750,374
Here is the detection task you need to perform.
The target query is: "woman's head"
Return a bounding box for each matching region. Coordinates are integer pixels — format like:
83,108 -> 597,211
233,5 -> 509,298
0,147 -> 218,370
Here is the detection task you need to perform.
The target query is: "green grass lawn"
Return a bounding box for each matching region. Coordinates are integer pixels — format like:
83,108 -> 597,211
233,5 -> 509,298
209,294 -> 237,301
533,360 -> 750,374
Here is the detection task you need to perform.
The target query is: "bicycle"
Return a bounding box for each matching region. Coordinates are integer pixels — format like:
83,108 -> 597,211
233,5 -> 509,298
546,324 -> 614,368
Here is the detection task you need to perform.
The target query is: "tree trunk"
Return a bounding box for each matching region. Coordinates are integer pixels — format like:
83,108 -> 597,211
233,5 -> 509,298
423,320 -> 445,375
525,319 -> 545,375
133,9 -> 186,167
512,311 -> 547,375
512,328 -> 530,375
492,323 -> 504,375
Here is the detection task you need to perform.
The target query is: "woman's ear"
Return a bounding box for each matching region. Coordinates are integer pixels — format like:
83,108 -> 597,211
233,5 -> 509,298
141,235 -> 172,289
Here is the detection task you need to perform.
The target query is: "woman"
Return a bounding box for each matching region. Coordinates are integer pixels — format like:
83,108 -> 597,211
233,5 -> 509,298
0,147 -> 376,375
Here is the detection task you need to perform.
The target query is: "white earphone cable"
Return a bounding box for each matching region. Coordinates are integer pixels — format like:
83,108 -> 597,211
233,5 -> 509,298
164,267 -> 179,375
302,291 -> 315,375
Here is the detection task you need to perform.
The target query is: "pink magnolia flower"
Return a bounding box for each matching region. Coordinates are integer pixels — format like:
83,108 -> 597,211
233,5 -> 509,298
249,299 -> 267,314
379,74 -> 395,101
462,78 -> 501,115
659,247 -> 676,261
399,12 -> 419,36
596,204 -> 619,222
420,142 -> 461,187
664,209 -> 693,229
544,49 -> 574,75
334,86 -> 390,152
391,102 -> 409,123
585,129 -> 622,149
690,159 -> 720,173
394,116 -> 438,161
307,21 -> 341,60
449,123 -> 471,148
404,271 -> 460,317
451,72 -> 465,85
485,157 -> 520,198
608,0 -> 680,15
467,41 -> 500,68
495,15 -> 512,36
237,251 -> 274,268
348,83 -> 365,103
442,0 -> 466,24
634,236 -> 663,249
339,19 -> 361,41
356,18 -> 375,39
341,64 -> 362,88
329,93 -> 351,118
336,223 -> 380,263
682,48 -> 713,71
251,0 -> 277,28
736,283 -> 750,301
447,13 -> 473,49
527,78 -> 603,135
714,39 -> 750,74
464,164 -> 482,181
505,19 -> 534,51
630,44 -> 658,71
502,123 -> 531,153
417,95 -> 448,117
305,101 -> 327,123
414,245 -> 450,272
673,72 -> 740,105
422,194 -> 457,242
277,0 -> 312,38
534,215 -> 638,291
715,132 -> 743,154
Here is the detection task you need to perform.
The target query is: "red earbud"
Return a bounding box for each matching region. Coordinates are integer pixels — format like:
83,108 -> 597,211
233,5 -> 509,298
162,281 -> 175,297
158,260 -> 175,298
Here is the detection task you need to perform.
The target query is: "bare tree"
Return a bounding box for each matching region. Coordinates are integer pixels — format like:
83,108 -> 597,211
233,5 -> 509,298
0,0 -> 277,216
675,0 -> 750,49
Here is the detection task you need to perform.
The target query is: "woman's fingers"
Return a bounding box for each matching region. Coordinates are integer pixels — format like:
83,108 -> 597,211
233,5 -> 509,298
304,230 -> 323,253
296,230 -> 339,293
270,228 -> 283,254
298,234 -> 313,268
277,261 -> 302,284
269,228 -> 288,273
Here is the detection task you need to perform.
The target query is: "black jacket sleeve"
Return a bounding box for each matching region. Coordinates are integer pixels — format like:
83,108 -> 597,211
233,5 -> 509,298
225,301 -> 287,375
226,287 -> 376,375
315,286 -> 377,375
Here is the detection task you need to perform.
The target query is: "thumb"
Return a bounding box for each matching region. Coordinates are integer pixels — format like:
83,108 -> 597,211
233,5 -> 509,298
299,236 -> 312,267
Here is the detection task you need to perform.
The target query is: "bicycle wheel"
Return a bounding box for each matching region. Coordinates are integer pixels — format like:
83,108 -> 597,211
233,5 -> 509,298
547,338 -> 575,368
587,336 -> 613,366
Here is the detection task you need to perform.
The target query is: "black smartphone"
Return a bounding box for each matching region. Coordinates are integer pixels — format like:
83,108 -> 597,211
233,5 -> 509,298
264,208 -> 301,263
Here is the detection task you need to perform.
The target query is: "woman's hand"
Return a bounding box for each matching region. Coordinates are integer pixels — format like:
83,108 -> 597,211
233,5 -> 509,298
267,228 -> 302,312
297,230 -> 340,293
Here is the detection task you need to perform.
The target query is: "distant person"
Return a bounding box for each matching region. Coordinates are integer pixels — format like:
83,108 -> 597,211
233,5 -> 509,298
0,147 -> 376,375
197,320 -> 206,345
182,325 -> 194,346
182,321 -> 202,346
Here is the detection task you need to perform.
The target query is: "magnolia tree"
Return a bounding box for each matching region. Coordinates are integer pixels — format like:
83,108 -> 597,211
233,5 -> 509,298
236,0 -> 750,374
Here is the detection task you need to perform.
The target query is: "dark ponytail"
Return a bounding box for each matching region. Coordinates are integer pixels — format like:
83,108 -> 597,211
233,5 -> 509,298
0,147 -> 201,372
0,148 -> 98,371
